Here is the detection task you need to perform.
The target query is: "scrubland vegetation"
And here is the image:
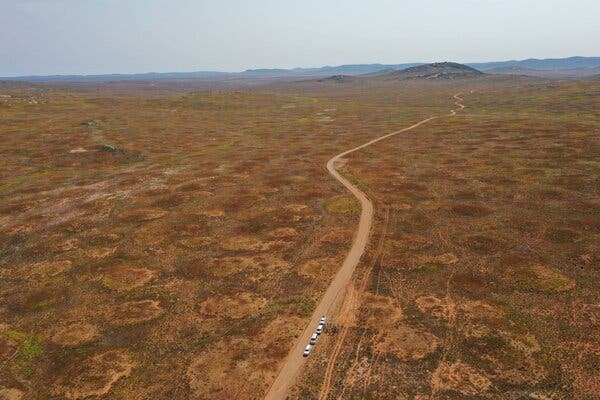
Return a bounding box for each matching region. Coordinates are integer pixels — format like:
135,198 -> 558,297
292,79 -> 600,399
1,75 -> 598,399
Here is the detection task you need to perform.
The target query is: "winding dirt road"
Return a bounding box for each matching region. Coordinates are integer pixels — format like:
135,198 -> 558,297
263,94 -> 465,400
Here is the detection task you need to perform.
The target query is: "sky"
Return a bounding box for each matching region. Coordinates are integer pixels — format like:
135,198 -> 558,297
1,0 -> 599,76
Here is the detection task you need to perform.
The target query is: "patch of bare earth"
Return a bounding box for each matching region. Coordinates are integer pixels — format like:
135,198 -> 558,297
299,257 -> 338,279
106,300 -> 163,326
361,293 -> 403,328
376,325 -> 439,360
209,256 -> 259,277
53,350 -> 133,399
0,388 -> 23,400
186,339 -> 272,399
415,295 -> 454,320
419,252 -> 459,265
199,209 -> 224,217
259,316 -> 305,360
196,255 -> 289,279
88,247 -> 117,259
101,266 -> 156,291
266,227 -> 298,238
431,361 -> 491,396
50,322 -> 99,347
13,260 -> 72,279
178,236 -> 212,249
199,292 -> 267,319
221,236 -> 268,251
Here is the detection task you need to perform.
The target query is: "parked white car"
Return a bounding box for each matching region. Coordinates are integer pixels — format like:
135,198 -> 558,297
320,316 -> 326,325
310,333 -> 318,345
303,344 -> 313,357
316,323 -> 324,335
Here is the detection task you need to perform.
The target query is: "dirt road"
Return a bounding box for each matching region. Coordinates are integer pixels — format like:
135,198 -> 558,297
263,95 -> 464,400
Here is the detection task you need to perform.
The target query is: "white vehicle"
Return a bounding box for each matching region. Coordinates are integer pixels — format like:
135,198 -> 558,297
310,333 -> 318,345
316,323 -> 324,335
303,344 -> 313,357
320,316 -> 327,325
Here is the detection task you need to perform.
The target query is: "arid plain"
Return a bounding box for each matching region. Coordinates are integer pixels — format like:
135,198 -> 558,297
1,73 -> 598,399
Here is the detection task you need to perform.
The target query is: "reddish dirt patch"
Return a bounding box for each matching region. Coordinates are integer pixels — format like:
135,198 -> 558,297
178,236 -> 212,249
459,300 -> 504,322
50,322 -> 99,347
361,293 -> 403,328
0,388 -> 24,400
106,300 -> 163,326
220,236 -> 268,251
101,266 -> 156,291
88,247 -> 117,258
14,260 -> 72,279
570,301 -> 600,328
299,257 -> 338,279
318,229 -> 353,246
284,203 -> 309,212
420,253 -> 459,265
259,316 -> 305,359
199,209 -> 224,217
267,227 -> 298,238
415,295 -> 452,320
186,339 -> 272,399
210,256 -> 259,277
199,292 -> 267,319
376,325 -> 439,360
53,350 -> 133,399
431,361 -> 491,396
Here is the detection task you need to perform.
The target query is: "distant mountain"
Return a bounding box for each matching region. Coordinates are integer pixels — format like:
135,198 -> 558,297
2,57 -> 598,83
1,71 -> 231,83
468,56 -> 600,71
242,68 -> 293,75
242,63 -> 423,76
379,62 -> 483,80
315,63 -> 422,76
486,65 -> 600,78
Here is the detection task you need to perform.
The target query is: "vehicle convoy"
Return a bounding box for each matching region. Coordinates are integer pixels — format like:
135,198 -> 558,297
303,316 -> 327,357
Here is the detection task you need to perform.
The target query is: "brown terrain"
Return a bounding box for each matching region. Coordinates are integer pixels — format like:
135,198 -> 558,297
0,66 -> 598,400
290,77 -> 600,399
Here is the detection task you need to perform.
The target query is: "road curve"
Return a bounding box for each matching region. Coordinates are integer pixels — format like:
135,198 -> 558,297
263,94 -> 464,400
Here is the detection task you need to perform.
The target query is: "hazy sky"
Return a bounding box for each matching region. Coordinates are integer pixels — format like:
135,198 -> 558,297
1,0 -> 599,76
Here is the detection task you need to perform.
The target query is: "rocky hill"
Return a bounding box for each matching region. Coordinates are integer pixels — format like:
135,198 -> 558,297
380,62 -> 484,80
317,75 -> 354,83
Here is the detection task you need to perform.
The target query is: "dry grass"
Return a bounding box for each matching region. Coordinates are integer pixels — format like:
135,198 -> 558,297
292,78 -> 600,399
1,76 -> 598,399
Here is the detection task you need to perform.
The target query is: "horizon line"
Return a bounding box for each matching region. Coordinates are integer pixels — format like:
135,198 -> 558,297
1,55 -> 598,79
